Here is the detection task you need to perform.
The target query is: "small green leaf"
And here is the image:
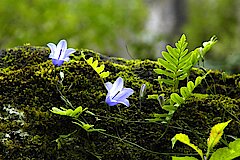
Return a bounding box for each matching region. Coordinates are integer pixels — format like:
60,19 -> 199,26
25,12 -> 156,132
95,64 -> 104,73
178,73 -> 188,81
166,46 -> 179,60
162,105 -> 177,112
65,109 -> 74,116
158,58 -> 177,73
86,57 -> 93,65
86,110 -> 95,116
180,49 -> 189,57
195,76 -> 203,87
145,118 -> 164,122
172,133 -> 203,159
154,68 -> 174,78
71,106 -> 87,118
158,78 -> 174,86
180,87 -> 191,99
147,94 -> 159,100
170,93 -> 184,105
192,93 -> 209,99
99,71 -> 110,78
178,61 -> 192,71
162,51 -> 178,66
92,60 -> 98,68
84,56 -> 110,79
179,52 -> 192,64
50,107 -> 66,115
50,106 -> 87,118
207,120 -> 232,151
176,70 -> 185,77
187,81 -> 195,93
210,139 -> 240,160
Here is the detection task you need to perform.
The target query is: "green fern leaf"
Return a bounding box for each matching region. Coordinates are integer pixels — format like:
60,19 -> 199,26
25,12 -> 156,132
180,87 -> 191,99
157,78 -> 174,85
154,69 -> 174,78
86,57 -> 93,65
162,50 -> 178,66
170,93 -> 184,105
99,71 -> 110,78
158,58 -> 177,73
155,34 -> 191,89
95,64 -> 104,74
187,81 -> 195,93
84,56 -> 110,79
162,105 -> 177,112
155,34 -> 216,91
92,60 -> 98,69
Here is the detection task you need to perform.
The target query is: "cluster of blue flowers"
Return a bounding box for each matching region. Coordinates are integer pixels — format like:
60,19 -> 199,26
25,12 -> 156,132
48,40 -> 134,107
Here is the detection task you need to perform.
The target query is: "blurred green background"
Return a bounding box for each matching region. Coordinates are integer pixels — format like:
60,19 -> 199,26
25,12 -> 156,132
0,0 -> 239,73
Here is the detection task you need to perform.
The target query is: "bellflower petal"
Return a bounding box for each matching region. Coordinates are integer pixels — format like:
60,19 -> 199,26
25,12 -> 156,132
47,43 -> 57,59
47,39 -> 76,66
64,48 -> 77,59
119,99 -> 130,107
105,82 -> 113,91
57,40 -> 67,60
52,59 -> 64,66
113,88 -> 134,100
105,77 -> 134,107
105,96 -> 118,106
109,77 -> 123,97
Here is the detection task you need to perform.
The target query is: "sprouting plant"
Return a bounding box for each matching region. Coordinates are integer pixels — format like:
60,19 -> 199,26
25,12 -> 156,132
139,83 -> 147,109
139,84 -> 146,98
190,35 -> 217,67
51,105 -> 105,134
154,34 -> 217,91
147,71 -> 210,122
171,120 -> 240,160
147,34 -> 217,123
154,34 -> 189,90
147,94 -> 165,108
50,106 -> 88,119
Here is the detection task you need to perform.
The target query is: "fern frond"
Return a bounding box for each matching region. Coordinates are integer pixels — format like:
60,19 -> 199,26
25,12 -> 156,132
81,52 -> 110,79
154,34 -> 192,89
155,34 -> 217,90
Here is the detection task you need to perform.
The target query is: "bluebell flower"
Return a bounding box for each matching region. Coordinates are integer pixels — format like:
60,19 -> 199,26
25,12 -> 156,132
47,39 -> 76,66
105,77 -> 134,107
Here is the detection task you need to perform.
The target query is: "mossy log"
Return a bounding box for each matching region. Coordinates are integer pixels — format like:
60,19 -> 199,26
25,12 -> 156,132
0,46 -> 240,159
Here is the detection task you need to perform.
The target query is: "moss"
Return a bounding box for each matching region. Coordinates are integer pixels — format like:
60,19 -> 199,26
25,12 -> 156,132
0,46 -> 240,159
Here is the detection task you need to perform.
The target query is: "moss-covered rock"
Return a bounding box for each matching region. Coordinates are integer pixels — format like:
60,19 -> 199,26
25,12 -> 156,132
0,46 -> 240,159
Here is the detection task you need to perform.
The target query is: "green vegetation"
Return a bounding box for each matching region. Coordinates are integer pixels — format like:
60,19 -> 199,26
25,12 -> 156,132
172,120 -> 240,160
0,35 -> 240,159
147,35 -> 216,122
